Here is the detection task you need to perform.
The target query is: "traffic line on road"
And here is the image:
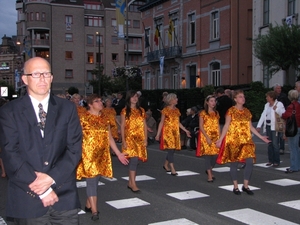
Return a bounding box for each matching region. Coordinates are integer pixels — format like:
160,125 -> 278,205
122,175 -> 155,181
265,179 -> 300,186
148,218 -> 198,225
218,184 -> 260,192
218,208 -> 298,225
279,199 -> 300,210
166,190 -> 209,200
0,216 -> 7,225
101,176 -> 117,181
212,167 -> 230,172
174,170 -> 200,176
76,181 -> 105,188
106,197 -> 150,209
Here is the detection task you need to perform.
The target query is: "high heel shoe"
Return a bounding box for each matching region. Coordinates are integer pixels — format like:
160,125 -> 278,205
233,188 -> 241,195
171,172 -> 178,176
91,212 -> 99,221
163,166 -> 171,172
85,206 -> 92,213
242,186 -> 254,195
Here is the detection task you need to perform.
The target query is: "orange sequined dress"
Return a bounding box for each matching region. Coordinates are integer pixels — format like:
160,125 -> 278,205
121,108 -> 147,162
196,110 -> 220,157
160,107 -> 181,150
217,106 -> 255,164
102,107 -> 118,139
76,106 -> 86,116
76,111 -> 113,179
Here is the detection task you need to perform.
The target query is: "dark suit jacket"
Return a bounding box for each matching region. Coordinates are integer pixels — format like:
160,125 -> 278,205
0,93 -> 82,218
113,98 -> 126,115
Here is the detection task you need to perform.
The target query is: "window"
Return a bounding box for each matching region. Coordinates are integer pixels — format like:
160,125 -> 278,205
96,35 -> 103,46
36,12 -> 40,21
211,11 -> 219,40
96,53 -> 102,63
87,35 -> 94,45
65,51 -> 73,59
112,53 -> 118,61
189,65 -> 197,88
41,12 -> 46,21
84,16 -> 103,27
87,52 -> 94,63
211,62 -> 220,86
146,71 -> 151,90
133,20 -> 140,28
128,1 -> 144,12
111,19 -> 117,27
263,0 -> 269,25
30,12 -> 34,21
125,20 -> 131,27
87,71 -> 93,81
65,69 -> 73,78
288,0 -> 295,16
169,18 -> 178,47
111,36 -> 119,44
65,15 -> 73,24
188,13 -> 196,45
84,3 -> 101,10
65,33 -> 73,42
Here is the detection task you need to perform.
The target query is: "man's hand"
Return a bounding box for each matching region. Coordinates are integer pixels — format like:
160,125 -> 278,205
29,172 -> 54,195
41,191 -> 59,207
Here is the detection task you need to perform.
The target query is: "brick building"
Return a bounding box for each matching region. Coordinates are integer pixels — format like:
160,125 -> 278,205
15,0 -> 144,95
139,0 -> 253,90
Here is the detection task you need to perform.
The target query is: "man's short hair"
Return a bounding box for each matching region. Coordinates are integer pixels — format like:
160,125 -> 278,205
215,88 -> 225,94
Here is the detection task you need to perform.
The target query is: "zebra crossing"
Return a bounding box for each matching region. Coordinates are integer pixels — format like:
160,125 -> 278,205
76,162 -> 300,225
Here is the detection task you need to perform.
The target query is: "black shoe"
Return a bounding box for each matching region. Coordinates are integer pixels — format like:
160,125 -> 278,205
285,168 -> 297,173
171,172 -> 178,176
233,188 -> 241,195
127,185 -> 141,193
91,212 -> 99,221
207,179 -> 214,183
242,186 -> 254,195
181,145 -> 187,149
85,207 -> 92,213
163,166 -> 171,172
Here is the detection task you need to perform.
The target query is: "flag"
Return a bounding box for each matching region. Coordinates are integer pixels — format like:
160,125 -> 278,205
115,0 -> 125,38
154,26 -> 160,46
145,30 -> 150,48
160,56 -> 164,75
168,20 -> 174,41
286,15 -> 293,27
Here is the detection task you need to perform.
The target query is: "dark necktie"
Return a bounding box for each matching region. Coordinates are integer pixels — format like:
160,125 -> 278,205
38,103 -> 47,130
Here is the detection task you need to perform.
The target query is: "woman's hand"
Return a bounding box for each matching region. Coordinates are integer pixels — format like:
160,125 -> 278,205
206,137 -> 212,145
215,139 -> 222,148
155,135 -> 160,141
261,136 -> 271,144
117,153 -> 129,165
186,130 -> 191,138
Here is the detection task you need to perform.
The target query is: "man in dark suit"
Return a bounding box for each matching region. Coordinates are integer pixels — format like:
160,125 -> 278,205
216,87 -> 233,125
0,57 -> 82,224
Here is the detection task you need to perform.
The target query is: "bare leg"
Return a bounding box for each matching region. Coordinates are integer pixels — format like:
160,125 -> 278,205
128,170 -> 139,191
169,163 -> 176,174
87,196 -> 98,214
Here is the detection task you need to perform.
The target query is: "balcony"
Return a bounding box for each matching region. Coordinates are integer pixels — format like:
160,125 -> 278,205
31,39 -> 50,47
147,46 -> 182,62
126,43 -> 143,52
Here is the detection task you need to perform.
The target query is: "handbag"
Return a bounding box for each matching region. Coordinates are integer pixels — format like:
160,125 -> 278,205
274,102 -> 285,132
285,103 -> 298,137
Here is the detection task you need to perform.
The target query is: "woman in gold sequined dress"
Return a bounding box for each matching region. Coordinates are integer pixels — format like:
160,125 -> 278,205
76,94 -> 128,221
197,95 -> 220,182
121,90 -> 147,193
216,90 -> 269,195
155,93 -> 190,176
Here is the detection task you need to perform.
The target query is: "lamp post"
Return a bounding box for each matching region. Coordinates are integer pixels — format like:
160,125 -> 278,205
96,32 -> 101,96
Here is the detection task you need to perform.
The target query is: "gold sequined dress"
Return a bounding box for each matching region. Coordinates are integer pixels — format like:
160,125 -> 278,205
196,110 -> 220,157
217,107 -> 255,164
76,105 -> 86,116
121,108 -> 147,162
160,107 -> 181,150
102,107 -> 118,139
76,111 -> 113,179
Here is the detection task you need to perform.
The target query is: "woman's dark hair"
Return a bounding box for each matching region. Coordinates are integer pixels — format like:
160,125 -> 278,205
86,94 -> 100,110
125,90 -> 142,119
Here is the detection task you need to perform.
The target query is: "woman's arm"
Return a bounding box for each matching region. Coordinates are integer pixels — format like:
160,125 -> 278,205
250,122 -> 270,143
216,114 -> 231,147
155,114 -> 165,141
109,127 -> 129,165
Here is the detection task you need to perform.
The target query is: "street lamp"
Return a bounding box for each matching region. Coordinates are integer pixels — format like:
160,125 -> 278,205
96,32 -> 101,96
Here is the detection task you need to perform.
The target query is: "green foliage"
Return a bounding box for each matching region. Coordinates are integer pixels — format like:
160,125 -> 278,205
67,86 -> 79,95
253,23 -> 300,83
201,85 -> 215,98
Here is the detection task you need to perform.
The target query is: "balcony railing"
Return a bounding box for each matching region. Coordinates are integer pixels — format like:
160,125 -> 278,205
147,46 -> 182,62
31,39 -> 50,47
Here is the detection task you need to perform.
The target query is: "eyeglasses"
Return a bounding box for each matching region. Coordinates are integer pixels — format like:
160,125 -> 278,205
93,99 -> 103,103
24,72 -> 53,78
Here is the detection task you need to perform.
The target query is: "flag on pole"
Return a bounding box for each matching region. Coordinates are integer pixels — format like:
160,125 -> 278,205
154,26 -> 160,46
115,0 -> 125,38
145,30 -> 150,48
160,56 -> 164,75
168,20 -> 174,41
286,15 -> 293,27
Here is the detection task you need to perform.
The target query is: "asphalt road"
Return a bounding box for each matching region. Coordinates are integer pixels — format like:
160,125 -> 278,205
1,135 -> 300,225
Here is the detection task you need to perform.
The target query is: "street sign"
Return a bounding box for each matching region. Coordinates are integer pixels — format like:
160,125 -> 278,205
0,87 -> 8,97
85,86 -> 93,95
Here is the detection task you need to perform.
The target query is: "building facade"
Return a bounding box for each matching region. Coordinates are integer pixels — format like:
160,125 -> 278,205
15,0 -> 144,95
253,0 -> 299,88
139,0 -> 253,90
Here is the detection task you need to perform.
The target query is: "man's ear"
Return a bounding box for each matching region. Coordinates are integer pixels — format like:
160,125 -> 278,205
21,75 -> 28,85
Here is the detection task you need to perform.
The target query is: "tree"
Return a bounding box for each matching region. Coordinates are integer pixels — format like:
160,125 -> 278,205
113,66 -> 142,91
253,23 -> 300,84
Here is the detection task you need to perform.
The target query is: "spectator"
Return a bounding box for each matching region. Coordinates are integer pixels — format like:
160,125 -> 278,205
146,109 -> 157,144
186,106 -> 199,150
113,91 -> 126,142
256,91 -> 285,167
216,88 -> 233,125
0,57 -> 83,223
273,84 -> 290,155
181,108 -> 192,149
280,90 -> 300,173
